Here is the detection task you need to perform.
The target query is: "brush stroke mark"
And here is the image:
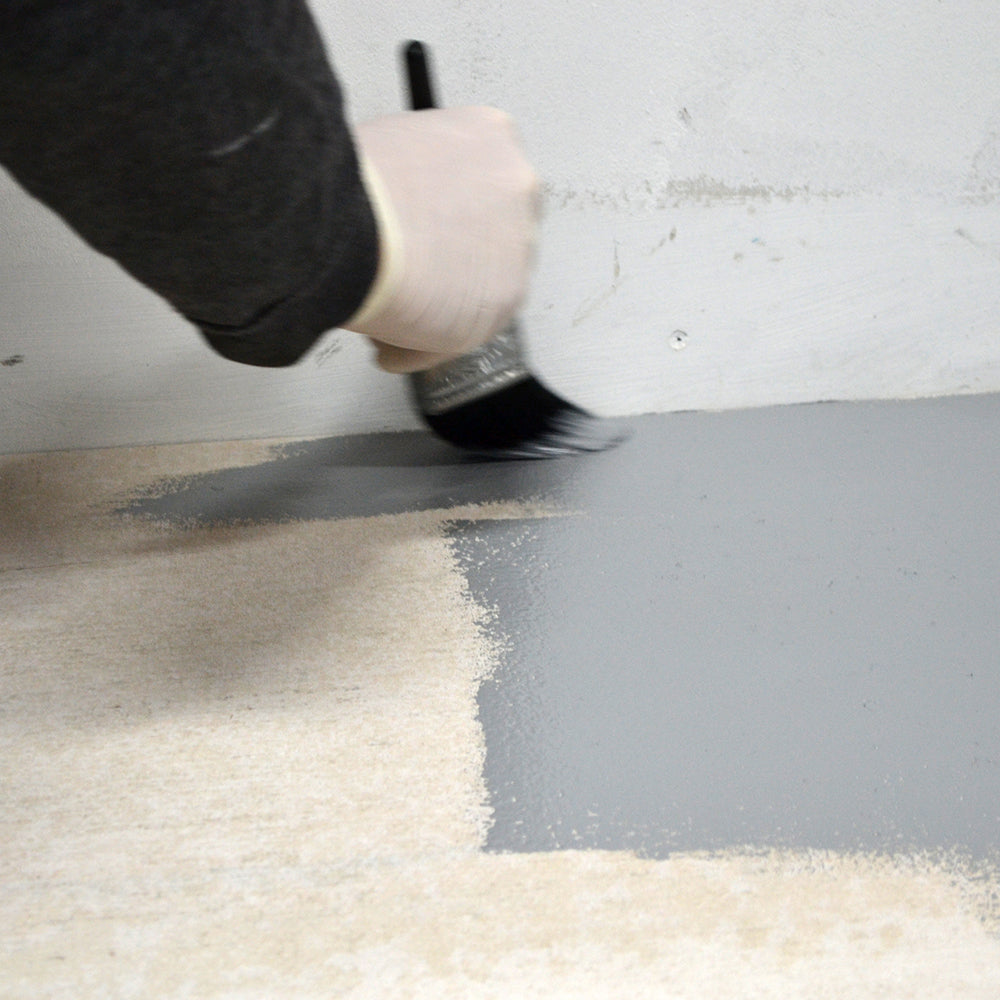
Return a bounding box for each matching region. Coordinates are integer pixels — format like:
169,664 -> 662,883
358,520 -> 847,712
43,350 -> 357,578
116,430 -> 576,526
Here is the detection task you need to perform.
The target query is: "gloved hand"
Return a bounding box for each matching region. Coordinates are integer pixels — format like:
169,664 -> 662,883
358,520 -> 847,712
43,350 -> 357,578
345,106 -> 541,373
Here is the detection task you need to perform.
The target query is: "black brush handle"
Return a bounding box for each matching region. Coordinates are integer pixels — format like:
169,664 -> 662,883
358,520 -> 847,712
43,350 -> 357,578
403,40 -> 438,111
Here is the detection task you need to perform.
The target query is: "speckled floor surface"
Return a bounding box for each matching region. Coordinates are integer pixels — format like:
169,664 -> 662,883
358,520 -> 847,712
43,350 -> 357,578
3,396 -> 999,997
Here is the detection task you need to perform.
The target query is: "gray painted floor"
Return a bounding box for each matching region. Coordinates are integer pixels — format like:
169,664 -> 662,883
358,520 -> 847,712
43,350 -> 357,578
124,394 -> 1000,863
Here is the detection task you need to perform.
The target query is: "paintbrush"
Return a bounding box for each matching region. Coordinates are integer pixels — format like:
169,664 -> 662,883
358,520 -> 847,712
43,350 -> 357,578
402,40 -> 628,459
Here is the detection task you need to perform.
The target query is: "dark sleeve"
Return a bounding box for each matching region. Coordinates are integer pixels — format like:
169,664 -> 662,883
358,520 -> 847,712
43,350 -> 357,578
0,0 -> 379,367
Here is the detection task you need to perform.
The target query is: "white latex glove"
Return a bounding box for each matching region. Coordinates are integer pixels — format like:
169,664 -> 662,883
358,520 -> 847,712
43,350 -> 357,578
345,107 -> 541,373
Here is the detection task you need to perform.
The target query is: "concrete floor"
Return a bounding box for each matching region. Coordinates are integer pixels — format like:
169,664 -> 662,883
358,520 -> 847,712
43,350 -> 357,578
3,395 -> 1000,996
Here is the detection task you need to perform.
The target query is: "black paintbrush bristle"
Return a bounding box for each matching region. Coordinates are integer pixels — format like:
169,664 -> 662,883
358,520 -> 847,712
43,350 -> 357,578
420,376 -> 630,459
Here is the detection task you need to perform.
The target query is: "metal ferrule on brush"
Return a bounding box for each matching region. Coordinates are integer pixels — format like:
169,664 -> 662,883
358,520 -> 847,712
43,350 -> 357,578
409,321 -> 532,415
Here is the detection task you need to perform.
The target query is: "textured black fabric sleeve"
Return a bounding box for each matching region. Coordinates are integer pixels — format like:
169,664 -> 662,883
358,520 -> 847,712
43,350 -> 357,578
0,0 -> 379,367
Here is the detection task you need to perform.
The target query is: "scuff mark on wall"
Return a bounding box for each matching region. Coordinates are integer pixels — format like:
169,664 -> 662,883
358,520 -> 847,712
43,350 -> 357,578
963,106 -> 1000,203
955,227 -> 1000,264
545,177 -> 849,212
572,240 -> 627,328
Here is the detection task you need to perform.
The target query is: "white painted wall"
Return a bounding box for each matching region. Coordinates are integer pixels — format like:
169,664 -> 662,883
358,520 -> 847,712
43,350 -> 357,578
3,1 -> 1000,452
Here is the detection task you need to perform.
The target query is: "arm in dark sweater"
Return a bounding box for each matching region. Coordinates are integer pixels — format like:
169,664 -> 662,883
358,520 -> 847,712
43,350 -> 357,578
0,0 -> 378,366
